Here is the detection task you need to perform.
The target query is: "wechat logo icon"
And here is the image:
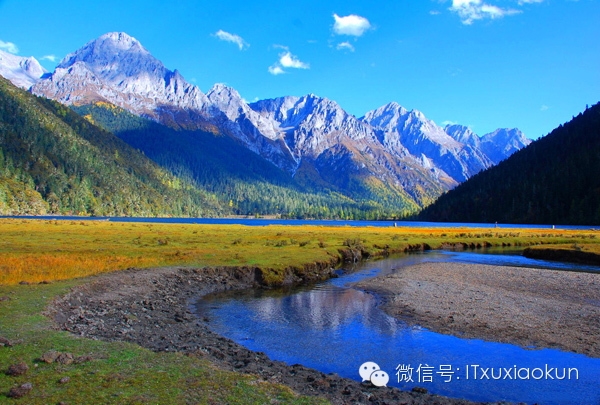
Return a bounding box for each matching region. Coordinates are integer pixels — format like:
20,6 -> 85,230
359,361 -> 390,387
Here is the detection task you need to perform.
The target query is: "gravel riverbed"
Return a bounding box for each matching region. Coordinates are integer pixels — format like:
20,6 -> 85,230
355,262 -> 600,358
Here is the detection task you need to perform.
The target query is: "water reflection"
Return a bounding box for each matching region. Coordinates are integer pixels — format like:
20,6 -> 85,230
196,250 -> 600,404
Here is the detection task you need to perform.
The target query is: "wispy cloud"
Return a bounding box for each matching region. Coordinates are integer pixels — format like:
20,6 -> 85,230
519,0 -> 544,4
540,104 -> 550,111
269,48 -> 309,75
213,30 -> 249,50
332,13 -> 371,36
0,40 -> 18,54
430,10 -> 442,15
450,0 -> 521,25
336,41 -> 355,52
40,54 -> 59,62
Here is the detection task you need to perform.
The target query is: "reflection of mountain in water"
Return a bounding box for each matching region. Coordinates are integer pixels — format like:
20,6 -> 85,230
252,286 -> 402,334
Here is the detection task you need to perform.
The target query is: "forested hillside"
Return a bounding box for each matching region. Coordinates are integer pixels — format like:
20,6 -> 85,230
0,77 -> 223,217
75,102 -> 409,219
417,103 -> 600,225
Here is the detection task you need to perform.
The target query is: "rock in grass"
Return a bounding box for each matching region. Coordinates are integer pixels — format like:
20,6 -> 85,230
18,281 -> 30,285
74,355 -> 93,364
0,336 -> 13,347
7,382 -> 32,398
56,353 -> 74,365
59,376 -> 70,384
6,362 -> 29,376
40,350 -> 60,363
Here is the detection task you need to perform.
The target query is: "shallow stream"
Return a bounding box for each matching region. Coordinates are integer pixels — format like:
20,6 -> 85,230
196,250 -> 600,404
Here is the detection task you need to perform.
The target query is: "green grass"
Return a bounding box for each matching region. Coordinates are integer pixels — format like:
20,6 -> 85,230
0,280 -> 327,404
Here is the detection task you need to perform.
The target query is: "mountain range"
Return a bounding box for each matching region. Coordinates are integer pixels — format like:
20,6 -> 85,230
0,32 -> 531,217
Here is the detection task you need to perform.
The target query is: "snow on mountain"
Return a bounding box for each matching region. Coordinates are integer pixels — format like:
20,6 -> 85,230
0,49 -> 47,89
31,33 -> 299,171
32,32 -> 209,120
250,94 -> 383,159
251,94 -> 453,201
27,31 -> 531,208
480,128 -> 532,164
446,124 -> 532,164
205,83 -> 297,172
444,124 -> 481,148
362,103 -> 492,182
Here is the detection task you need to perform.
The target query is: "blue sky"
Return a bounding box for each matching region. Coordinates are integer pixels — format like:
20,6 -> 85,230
0,0 -> 598,139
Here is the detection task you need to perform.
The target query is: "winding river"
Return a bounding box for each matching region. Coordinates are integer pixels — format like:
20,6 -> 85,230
196,250 -> 600,404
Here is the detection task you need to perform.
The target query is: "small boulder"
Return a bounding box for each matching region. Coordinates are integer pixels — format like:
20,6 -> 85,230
74,355 -> 93,364
56,353 -> 74,365
412,386 -> 428,394
6,362 -> 29,376
40,350 -> 60,363
18,281 -> 29,285
59,376 -> 70,384
0,336 -> 12,347
7,382 -> 32,398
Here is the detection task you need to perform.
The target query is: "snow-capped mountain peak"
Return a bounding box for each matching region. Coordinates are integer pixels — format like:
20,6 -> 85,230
32,32 -> 209,120
0,49 -> 47,90
445,124 -> 480,147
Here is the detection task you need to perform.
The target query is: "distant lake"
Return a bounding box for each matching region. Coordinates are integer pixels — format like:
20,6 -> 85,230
2,216 -> 596,230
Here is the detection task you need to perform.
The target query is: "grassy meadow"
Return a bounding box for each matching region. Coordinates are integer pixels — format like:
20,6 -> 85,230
1,218 -> 599,403
1,218 -> 599,286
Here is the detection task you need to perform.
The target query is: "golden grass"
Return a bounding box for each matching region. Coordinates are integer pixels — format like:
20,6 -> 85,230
1,218 -> 598,285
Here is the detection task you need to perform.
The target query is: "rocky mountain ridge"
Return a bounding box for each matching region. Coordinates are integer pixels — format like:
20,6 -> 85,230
1,31 -> 531,212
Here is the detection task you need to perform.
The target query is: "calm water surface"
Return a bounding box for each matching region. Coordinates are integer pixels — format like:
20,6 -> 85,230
196,250 -> 600,404
2,215 -> 597,229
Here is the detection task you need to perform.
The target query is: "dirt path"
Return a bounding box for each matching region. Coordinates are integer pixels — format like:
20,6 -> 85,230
355,262 -> 600,357
49,266 -> 478,405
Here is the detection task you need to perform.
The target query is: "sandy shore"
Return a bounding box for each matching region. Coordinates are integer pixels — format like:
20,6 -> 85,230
355,262 -> 600,357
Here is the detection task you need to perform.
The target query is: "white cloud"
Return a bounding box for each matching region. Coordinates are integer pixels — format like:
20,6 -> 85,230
213,30 -> 249,50
442,120 -> 458,126
332,13 -> 371,36
269,49 -> 309,75
0,40 -> 18,54
540,105 -> 550,111
336,41 -> 355,52
450,0 -> 521,24
40,54 -> 58,62
268,65 -> 285,75
430,10 -> 442,15
519,0 -> 544,3
279,51 -> 309,69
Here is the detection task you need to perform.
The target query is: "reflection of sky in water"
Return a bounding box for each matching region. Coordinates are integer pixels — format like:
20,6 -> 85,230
196,251 -> 600,404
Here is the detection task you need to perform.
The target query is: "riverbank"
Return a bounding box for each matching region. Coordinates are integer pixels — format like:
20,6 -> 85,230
355,262 -> 600,358
49,265 -> 477,405
523,244 -> 600,266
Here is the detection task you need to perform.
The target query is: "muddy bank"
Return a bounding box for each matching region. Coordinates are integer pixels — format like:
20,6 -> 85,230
523,247 -> 600,266
355,262 -> 600,358
49,264 -> 477,405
